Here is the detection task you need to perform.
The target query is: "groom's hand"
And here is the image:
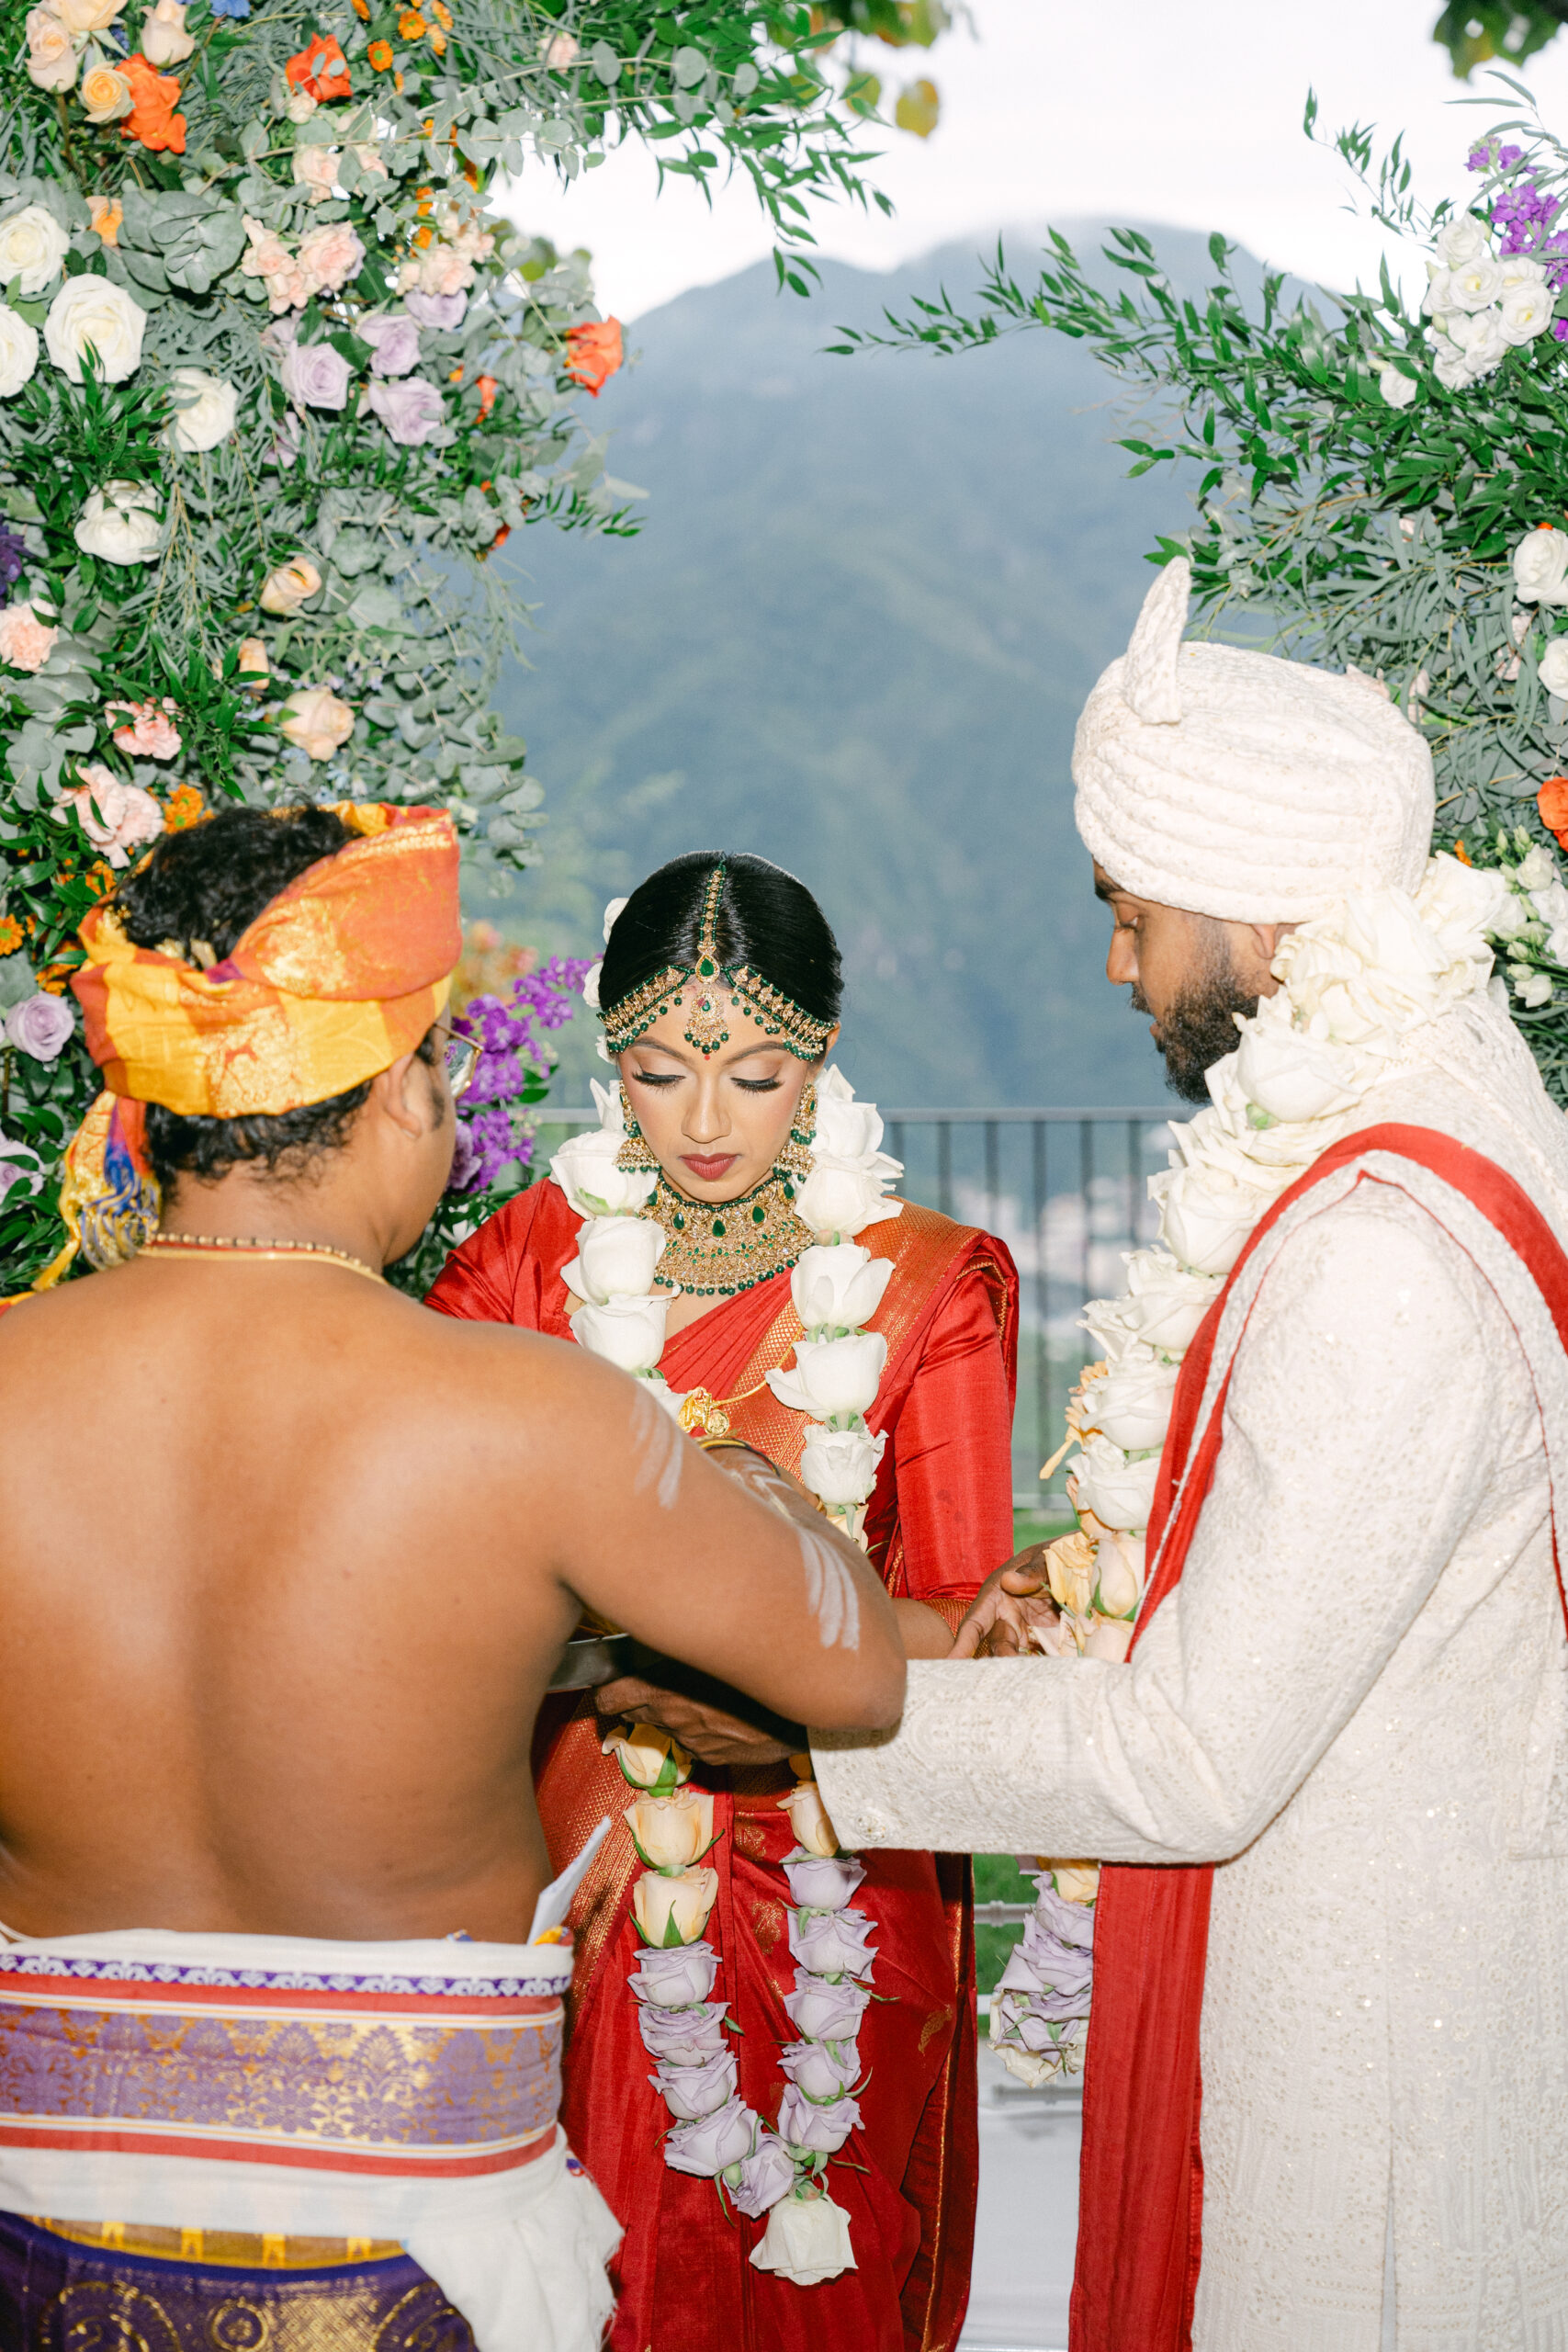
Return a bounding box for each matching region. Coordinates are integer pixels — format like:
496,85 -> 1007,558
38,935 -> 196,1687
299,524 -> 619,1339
951,1548 -> 1061,1659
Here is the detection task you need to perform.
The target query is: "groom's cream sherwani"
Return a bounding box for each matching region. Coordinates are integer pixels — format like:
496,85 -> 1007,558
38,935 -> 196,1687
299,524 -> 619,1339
814,991 -> 1568,2351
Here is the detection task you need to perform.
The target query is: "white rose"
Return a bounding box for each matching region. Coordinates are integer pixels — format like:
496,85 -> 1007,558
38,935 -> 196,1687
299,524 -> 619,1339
1092,1357 -> 1179,1453
581,957 -> 603,1009
1436,215 -> 1489,267
1151,1161 -> 1270,1277
790,1240 -> 891,1334
44,274 -> 147,384
1540,639 -> 1568,698
570,1292 -> 671,1374
799,1422 -> 886,1508
74,480 -> 162,565
1379,363 -> 1417,410
1499,281 -> 1555,345
0,305 -> 39,399
1119,1250 -> 1221,1353
141,0 -> 195,63
766,1330 -> 887,1421
1234,1012 -> 1363,1125
564,1213 -> 666,1303
549,1126 -> 657,1218
167,367 -> 238,453
1094,1528 -> 1146,1619
24,7 -> 78,90
602,894 -> 629,943
1516,527 -> 1568,606
0,204 -> 69,298
1068,1434 -> 1159,1536
792,1160 -> 900,1242
1447,256 -> 1504,311
1085,1614 -> 1136,1663
1416,849 -> 1521,947
810,1066 -> 882,1160
750,2192 -> 855,2288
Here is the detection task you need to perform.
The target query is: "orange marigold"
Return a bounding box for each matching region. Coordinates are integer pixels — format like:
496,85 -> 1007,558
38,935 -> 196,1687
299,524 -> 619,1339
428,27 -> 446,52
36,962 -> 73,995
352,0 -> 369,16
368,37 -> 393,66
564,317 -> 624,397
399,8 -> 426,34
121,52 -> 186,153
286,30 -> 352,99
162,785 -> 207,832
431,0 -> 453,23
479,524 -> 511,561
85,861 -> 116,899
1540,777 -> 1568,850
0,916 -> 21,956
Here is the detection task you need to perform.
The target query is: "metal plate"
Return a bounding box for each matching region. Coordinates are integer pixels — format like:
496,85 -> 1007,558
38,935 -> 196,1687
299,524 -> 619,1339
548,1632 -> 634,1691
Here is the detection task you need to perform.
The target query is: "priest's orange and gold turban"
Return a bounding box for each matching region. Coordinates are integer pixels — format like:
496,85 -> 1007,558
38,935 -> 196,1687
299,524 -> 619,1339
38,802 -> 461,1286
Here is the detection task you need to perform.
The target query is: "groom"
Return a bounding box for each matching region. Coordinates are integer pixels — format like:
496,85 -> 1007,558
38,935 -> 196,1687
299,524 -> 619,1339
810,561 -> 1568,2351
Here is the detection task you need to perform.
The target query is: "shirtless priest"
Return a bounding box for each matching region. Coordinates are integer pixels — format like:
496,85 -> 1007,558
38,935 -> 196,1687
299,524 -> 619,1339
0,803 -> 905,2351
811,561 -> 1568,2352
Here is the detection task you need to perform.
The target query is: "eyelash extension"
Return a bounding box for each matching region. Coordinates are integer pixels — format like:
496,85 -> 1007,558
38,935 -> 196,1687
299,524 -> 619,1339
734,1077 -> 783,1093
631,1071 -> 682,1088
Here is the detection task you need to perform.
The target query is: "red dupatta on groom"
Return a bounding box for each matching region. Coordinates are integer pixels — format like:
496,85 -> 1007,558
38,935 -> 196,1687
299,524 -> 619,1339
1073,1125 -> 1568,2352
428,1177 -> 1018,2352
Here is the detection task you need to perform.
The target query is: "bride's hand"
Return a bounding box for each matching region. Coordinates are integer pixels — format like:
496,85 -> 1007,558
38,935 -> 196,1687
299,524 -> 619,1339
595,1674 -> 797,1767
950,1548 -> 1061,1659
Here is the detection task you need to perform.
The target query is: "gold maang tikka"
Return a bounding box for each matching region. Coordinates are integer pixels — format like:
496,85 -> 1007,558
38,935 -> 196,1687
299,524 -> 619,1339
599,861 -> 834,1063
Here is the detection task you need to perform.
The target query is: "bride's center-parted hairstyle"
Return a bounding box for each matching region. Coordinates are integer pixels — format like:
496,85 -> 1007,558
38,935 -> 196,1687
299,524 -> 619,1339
598,852 -> 842,1207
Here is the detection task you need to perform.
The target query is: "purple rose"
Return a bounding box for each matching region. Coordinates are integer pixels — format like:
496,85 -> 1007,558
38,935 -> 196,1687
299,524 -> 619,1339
404,288 -> 467,329
1030,1881 -> 1096,1948
663,2094 -> 756,2178
6,992 -> 73,1060
359,311 -> 422,378
280,338 -> 350,412
775,2085 -> 861,2155
786,1907 -> 877,1982
782,1853 -> 864,1912
651,2050 -> 738,2120
782,1971 -> 870,2041
367,375 -> 446,447
626,1941 -> 718,2009
777,2039 -> 860,2101
638,2002 -> 729,2064
726,2132 -> 795,2221
0,1155 -> 32,1202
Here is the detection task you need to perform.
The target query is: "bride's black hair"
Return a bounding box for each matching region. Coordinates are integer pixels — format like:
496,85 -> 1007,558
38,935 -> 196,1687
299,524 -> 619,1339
598,852 -> 842,1025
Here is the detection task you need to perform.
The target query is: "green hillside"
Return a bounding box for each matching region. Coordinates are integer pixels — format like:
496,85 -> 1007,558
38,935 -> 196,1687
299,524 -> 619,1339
481,227 -> 1216,1108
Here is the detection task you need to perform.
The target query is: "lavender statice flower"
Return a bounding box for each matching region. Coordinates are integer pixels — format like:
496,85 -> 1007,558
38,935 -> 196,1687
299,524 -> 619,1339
0,526 -> 25,602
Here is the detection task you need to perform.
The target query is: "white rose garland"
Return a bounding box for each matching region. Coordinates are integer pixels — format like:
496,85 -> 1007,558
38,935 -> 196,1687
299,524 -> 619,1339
554,922 -> 906,2278
994,849 -> 1513,2086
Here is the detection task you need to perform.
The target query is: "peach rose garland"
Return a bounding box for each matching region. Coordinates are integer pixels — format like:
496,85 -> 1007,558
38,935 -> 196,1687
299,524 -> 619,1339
992,850 -> 1524,2087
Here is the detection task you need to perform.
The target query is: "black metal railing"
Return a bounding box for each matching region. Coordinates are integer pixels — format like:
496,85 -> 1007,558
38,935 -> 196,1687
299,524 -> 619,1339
531,1107 -> 1176,1503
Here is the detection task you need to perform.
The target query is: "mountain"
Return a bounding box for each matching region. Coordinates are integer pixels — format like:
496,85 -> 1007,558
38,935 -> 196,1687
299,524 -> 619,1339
479,221 -> 1222,1108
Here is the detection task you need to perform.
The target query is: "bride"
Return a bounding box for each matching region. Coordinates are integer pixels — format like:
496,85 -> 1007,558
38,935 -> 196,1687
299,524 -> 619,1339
427,851 -> 1017,2352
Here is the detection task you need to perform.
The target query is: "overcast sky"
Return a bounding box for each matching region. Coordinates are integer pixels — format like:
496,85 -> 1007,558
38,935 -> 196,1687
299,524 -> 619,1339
499,0 -> 1568,320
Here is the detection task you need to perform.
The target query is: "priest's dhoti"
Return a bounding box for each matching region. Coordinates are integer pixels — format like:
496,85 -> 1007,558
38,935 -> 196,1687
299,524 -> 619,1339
0,1925 -> 620,2351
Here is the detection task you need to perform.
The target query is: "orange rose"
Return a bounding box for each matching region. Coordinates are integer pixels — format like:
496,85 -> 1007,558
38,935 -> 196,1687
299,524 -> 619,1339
285,30 -> 351,99
121,52 -> 186,153
1540,777 -> 1568,849
564,317 -> 624,397
476,373 -> 497,418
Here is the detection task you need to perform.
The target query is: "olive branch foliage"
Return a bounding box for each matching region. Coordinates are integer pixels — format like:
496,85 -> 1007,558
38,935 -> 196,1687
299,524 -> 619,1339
829,81 -> 1568,1108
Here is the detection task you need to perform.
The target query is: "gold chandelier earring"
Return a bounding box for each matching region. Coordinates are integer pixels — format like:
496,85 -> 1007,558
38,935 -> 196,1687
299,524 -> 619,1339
774,1076 -> 817,1188
615,1081 -> 659,1173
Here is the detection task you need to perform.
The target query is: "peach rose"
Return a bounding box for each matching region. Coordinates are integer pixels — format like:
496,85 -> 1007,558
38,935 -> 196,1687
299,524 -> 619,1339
140,0 -> 194,65
236,636 -> 269,676
298,222 -> 365,297
279,684 -> 353,761
632,1865 -> 718,1947
626,1789 -> 715,1871
778,1779 -> 841,1859
257,554 -> 321,614
602,1723 -> 692,1791
81,61 -> 133,121
23,6 -> 78,92
0,602 -> 58,673
88,194 -> 122,246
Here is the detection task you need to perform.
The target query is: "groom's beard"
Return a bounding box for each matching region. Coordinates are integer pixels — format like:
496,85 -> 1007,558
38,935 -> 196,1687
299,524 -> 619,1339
1132,940 -> 1261,1105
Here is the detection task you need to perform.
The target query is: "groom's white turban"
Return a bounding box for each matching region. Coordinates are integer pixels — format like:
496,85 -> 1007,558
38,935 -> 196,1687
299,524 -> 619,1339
1073,559 -> 1435,921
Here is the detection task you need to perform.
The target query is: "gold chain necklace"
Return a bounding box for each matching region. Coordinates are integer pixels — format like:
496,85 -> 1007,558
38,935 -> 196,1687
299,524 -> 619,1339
142,1234 -> 386,1286
649,1169 -> 807,1299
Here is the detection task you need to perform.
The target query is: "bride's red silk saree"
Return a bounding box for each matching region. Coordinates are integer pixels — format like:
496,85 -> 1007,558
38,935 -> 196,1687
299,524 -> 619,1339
428,1180 -> 1018,2352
